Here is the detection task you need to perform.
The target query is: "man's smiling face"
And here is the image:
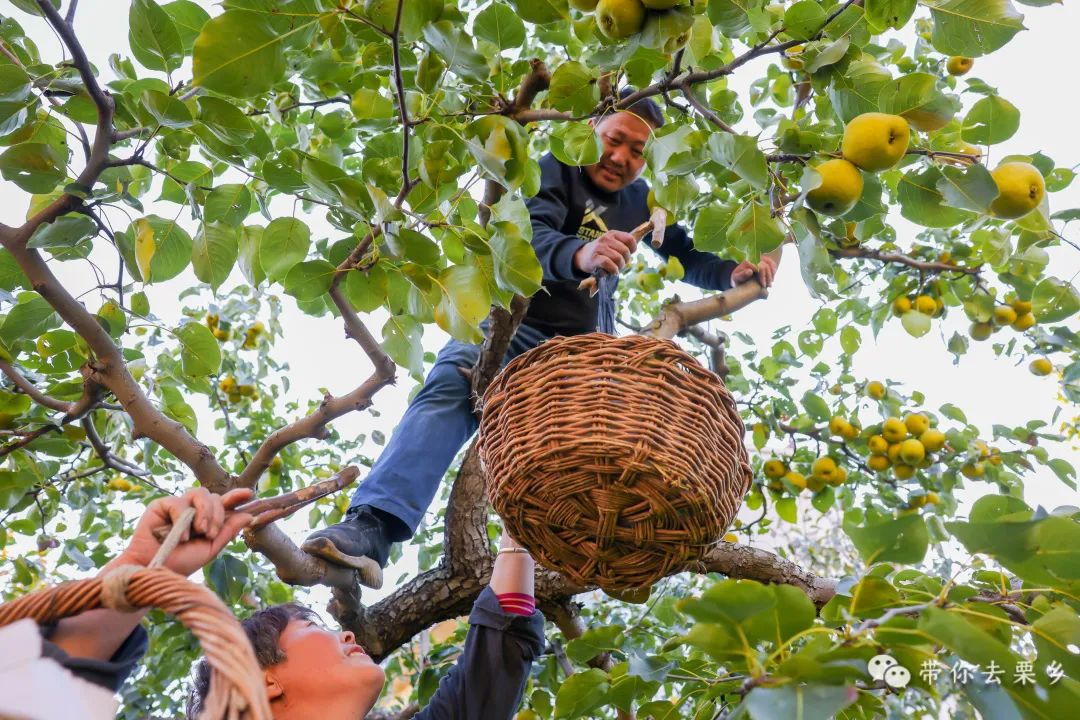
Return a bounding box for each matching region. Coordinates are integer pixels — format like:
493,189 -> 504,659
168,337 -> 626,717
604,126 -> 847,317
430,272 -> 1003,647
584,111 -> 654,192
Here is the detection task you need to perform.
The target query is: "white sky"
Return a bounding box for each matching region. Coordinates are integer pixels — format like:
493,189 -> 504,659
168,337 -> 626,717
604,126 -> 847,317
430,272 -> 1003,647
0,1 -> 1077,605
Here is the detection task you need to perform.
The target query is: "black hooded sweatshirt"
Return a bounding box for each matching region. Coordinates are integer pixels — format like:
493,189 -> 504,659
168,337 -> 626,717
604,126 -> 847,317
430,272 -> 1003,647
523,153 -> 737,336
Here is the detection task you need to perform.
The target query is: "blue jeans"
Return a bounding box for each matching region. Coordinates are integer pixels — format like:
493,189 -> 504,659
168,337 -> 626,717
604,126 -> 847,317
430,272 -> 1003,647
349,322 -> 553,536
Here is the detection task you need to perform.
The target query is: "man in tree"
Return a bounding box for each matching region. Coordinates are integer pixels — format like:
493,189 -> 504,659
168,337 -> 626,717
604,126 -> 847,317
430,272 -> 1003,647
303,90 -> 778,569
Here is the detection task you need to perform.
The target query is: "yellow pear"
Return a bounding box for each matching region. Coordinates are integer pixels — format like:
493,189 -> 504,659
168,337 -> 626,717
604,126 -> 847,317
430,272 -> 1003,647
1029,357 -> 1053,376
866,380 -> 886,399
893,297 -> 912,315
893,464 -> 915,480
904,413 -> 930,436
914,295 -> 936,315
806,158 -> 863,216
595,0 -> 646,39
812,457 -> 839,482
868,435 -> 889,454
946,56 -> 973,76
763,459 -> 787,479
841,113 -> 910,172
882,417 -> 908,444
990,162 -> 1045,219
969,322 -> 993,341
898,438 -> 926,465
868,454 -> 891,472
920,429 -> 946,453
993,305 -> 1017,326
784,471 -> 807,490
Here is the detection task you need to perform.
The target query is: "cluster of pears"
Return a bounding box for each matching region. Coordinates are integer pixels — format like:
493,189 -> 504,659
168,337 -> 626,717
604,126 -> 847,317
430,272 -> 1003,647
862,413 -> 945,480
807,112 -> 911,217
574,0 -> 690,49
219,375 -> 259,404
763,455 -> 849,493
969,296 -> 1037,341
242,321 -> 265,350
205,312 -> 230,341
892,291 -> 946,337
807,113 -> 1045,221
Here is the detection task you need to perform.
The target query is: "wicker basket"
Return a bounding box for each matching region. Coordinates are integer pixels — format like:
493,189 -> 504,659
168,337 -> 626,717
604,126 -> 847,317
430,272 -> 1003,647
479,333 -> 751,591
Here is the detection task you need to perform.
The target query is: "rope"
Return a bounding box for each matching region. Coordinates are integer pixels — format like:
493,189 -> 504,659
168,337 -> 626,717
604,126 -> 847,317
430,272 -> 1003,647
0,505 -> 272,720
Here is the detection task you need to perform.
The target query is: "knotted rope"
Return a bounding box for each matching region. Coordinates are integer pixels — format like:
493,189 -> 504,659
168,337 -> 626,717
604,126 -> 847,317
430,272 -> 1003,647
0,506 -> 272,720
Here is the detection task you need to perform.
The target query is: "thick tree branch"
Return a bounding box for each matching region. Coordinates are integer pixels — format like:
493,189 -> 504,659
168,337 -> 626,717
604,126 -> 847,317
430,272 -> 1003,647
468,296 -> 530,410
643,281 -> 770,340
245,522 -> 380,590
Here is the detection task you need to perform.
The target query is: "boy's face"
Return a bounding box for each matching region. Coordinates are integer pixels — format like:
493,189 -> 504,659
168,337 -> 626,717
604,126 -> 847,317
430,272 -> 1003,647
584,111 -> 653,192
266,618 -> 385,713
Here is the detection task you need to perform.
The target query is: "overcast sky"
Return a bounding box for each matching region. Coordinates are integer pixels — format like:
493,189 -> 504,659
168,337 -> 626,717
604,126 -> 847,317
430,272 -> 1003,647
1,1 -> 1077,603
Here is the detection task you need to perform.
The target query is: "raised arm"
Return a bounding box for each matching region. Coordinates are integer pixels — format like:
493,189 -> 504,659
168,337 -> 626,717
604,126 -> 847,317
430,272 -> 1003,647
415,533 -> 545,719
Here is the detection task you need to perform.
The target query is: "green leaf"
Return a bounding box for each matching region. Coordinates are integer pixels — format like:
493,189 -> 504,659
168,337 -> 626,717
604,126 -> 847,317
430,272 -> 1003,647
804,36 -> 850,74
840,325 -> 861,354
260,217 -> 311,282
27,213 -> 95,251
0,294 -> 60,348
474,2 -> 526,50
433,265 -> 491,343
175,321 -> 221,377
0,64 -> 32,103
283,260 -> 336,302
203,184 -> 252,225
1031,277 -> 1079,322
744,684 -> 857,720
555,669 -> 609,720
549,122 -> 603,167
924,0 -> 1026,57
131,291 -> 150,317
707,133 -> 769,190
775,496 -> 798,523
382,314 -> 424,380
142,90 -> 193,129
489,194 -> 543,297
547,61 -> 598,117
843,513 -> 929,564
196,96 -> 256,145
802,391 -> 831,421
692,203 -> 735,252
0,250 -> 29,292
97,299 -> 126,338
505,0 -> 568,25
129,0 -> 184,73
465,115 -> 529,191
708,0 -> 754,37
962,95 -> 1021,145
937,163 -> 999,213
567,625 -> 625,663
237,225 -> 266,287
122,216 -> 193,283
864,0 -> 917,31
784,1 -> 827,40
726,201 -> 785,262
162,0 -> 211,52
898,166 -> 972,228
422,21 -> 489,83
350,88 -> 395,120
191,223 -> 238,292
193,10 -> 291,97
548,62 -> 600,118
878,73 -> 958,131
828,58 -> 892,123
653,175 -> 697,216
0,143 -> 65,194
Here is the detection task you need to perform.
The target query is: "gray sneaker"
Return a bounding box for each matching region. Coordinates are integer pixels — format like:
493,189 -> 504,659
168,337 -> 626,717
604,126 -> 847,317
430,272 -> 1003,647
301,505 -> 393,569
